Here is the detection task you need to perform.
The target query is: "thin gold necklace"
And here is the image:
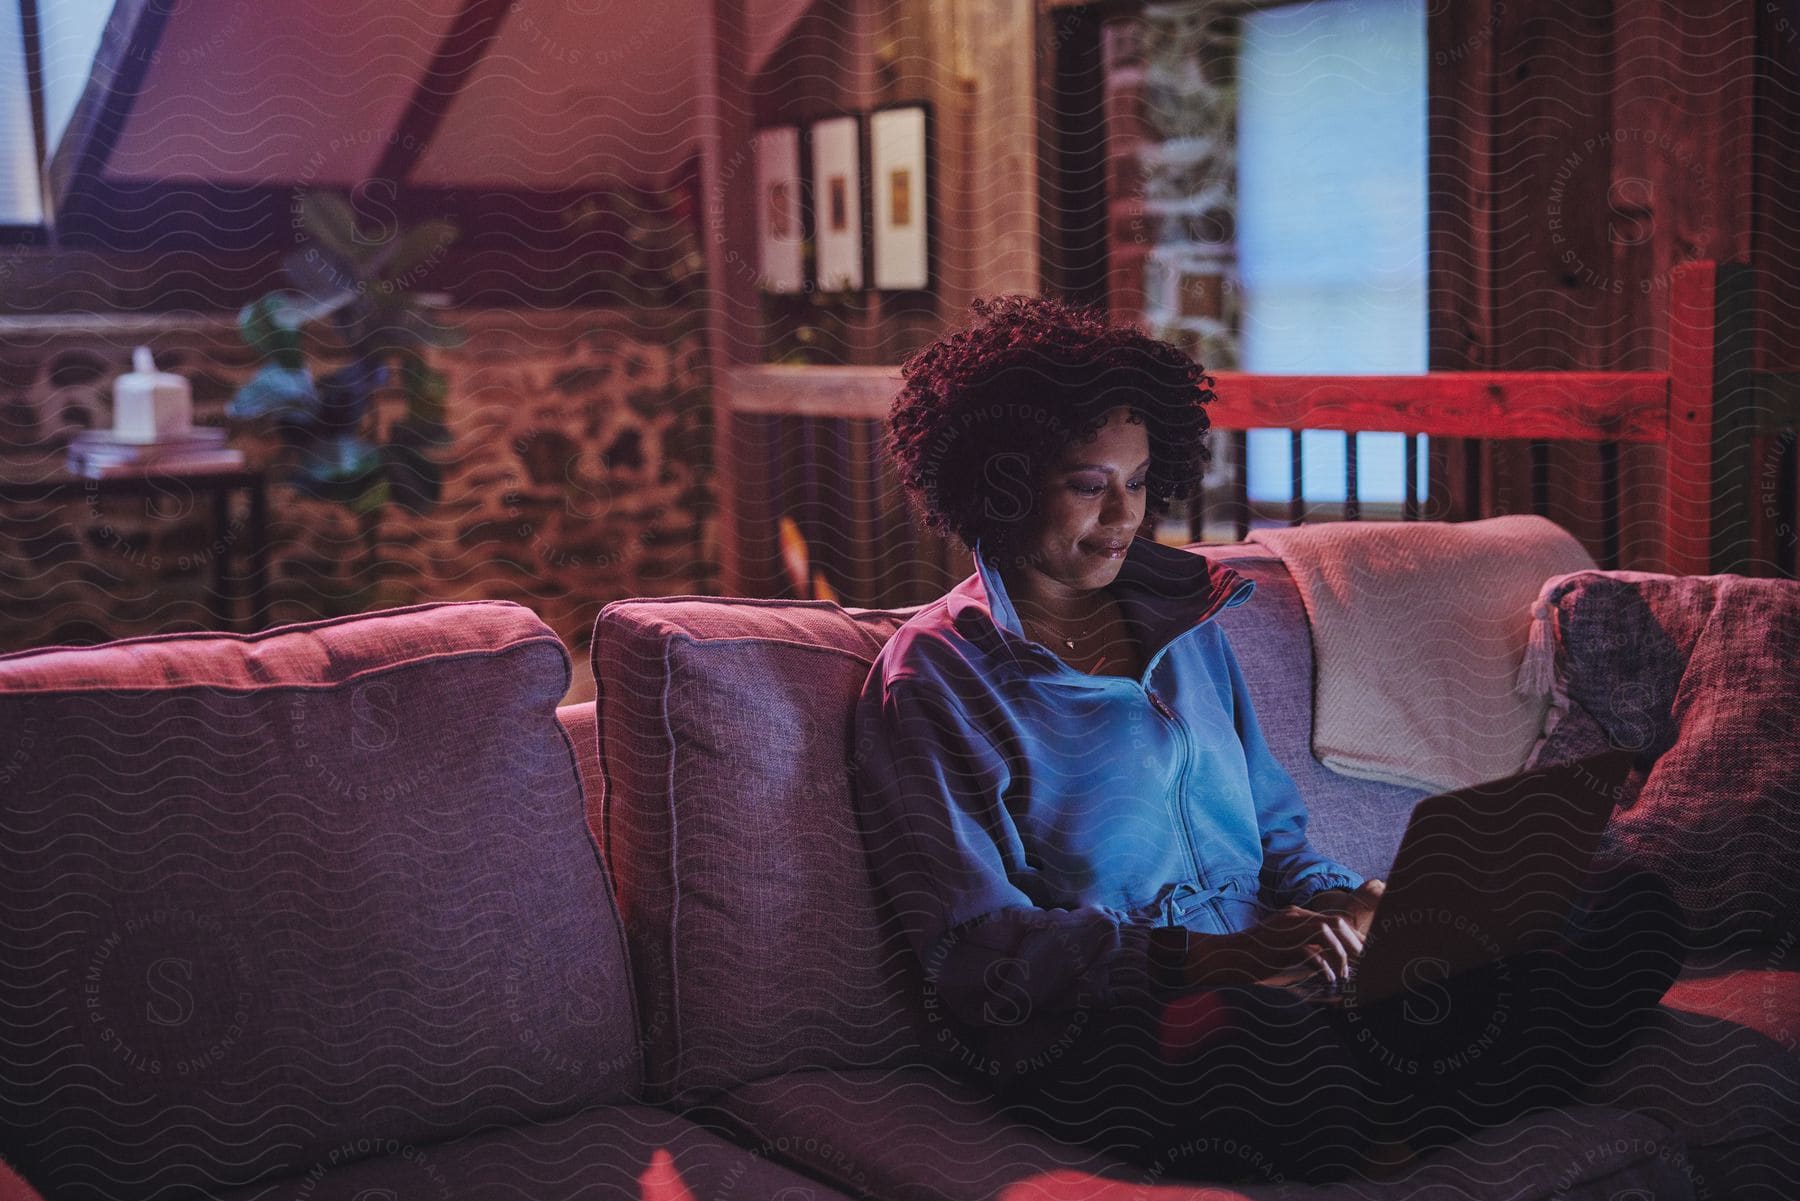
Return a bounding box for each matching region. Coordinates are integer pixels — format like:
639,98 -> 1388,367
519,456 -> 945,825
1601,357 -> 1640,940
1021,599 -> 1108,651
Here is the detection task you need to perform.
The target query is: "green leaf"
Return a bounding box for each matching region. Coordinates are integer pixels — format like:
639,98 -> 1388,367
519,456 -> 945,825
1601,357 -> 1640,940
374,219 -> 458,281
347,477 -> 391,516
227,362 -> 319,421
402,357 -> 450,427
299,191 -> 370,266
282,247 -> 362,311
237,293 -> 309,368
293,434 -> 389,512
299,433 -> 384,482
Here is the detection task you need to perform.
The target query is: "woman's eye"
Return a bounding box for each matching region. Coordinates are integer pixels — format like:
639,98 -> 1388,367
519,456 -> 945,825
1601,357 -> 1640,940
1070,479 -> 1146,497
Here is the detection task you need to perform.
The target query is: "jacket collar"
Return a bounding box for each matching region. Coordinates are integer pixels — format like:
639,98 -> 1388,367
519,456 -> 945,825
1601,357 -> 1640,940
945,534 -> 1255,675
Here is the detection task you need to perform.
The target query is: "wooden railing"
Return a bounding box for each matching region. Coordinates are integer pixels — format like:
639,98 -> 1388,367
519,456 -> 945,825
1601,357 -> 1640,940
717,261 -> 1798,605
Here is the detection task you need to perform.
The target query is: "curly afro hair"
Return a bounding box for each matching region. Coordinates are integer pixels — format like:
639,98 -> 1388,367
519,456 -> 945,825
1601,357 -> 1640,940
886,293 -> 1215,556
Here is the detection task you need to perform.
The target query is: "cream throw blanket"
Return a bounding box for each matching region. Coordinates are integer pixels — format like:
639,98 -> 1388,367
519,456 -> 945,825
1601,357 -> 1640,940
1245,515 -> 1597,792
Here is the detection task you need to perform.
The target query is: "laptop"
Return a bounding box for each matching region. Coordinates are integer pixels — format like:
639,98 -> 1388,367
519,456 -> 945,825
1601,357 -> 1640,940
1283,747 -> 1636,1006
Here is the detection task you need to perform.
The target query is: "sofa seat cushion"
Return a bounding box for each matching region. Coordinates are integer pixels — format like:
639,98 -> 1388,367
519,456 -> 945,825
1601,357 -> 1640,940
1582,1002 -> 1800,1147
707,1064 -> 1142,1199
0,602 -> 640,1200
708,1066 -> 1698,1201
1585,954 -> 1800,1197
208,1103 -> 857,1200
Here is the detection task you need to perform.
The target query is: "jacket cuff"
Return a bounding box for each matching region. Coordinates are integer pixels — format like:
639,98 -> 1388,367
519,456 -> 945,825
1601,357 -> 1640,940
1286,869 -> 1366,909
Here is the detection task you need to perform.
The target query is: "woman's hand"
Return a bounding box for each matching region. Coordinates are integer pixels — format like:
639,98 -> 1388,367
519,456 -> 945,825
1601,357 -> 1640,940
1182,906 -> 1365,989
1307,879 -> 1386,941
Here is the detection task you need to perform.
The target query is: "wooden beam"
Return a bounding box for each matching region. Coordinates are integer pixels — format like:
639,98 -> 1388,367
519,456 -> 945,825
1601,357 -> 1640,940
369,0 -> 516,185
724,365 -> 901,418
1205,373 -> 1670,442
43,0 -> 173,228
960,0 -> 1039,301
700,0 -> 759,594
2,171 -> 704,312
722,363 -> 1670,443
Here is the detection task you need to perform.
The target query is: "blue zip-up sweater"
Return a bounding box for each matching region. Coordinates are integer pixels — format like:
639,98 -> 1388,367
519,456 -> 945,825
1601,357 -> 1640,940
852,535 -> 1364,1079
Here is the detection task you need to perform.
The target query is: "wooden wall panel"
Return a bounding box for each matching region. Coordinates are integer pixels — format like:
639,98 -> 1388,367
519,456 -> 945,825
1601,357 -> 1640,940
1607,0 -> 1755,573
1441,0 -> 1764,573
1427,0 -> 1500,523
1754,1 -> 1800,373
1486,0 -> 1617,562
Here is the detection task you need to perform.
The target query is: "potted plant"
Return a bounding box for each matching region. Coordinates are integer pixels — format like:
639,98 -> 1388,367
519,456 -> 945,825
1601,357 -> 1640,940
228,192 -> 465,610
228,191 -> 465,513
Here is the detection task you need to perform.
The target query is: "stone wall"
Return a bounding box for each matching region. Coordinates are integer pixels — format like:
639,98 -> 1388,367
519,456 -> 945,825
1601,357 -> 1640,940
0,306 -> 713,703
1100,1 -> 1249,544
1105,0 -> 1242,370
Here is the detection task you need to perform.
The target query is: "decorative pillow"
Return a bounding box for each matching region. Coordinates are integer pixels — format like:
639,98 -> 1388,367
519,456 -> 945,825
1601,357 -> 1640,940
1525,570 -> 1800,947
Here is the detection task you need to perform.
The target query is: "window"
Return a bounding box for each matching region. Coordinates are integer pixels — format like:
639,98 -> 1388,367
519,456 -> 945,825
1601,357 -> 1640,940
1,1 -> 41,226
1237,0 -> 1429,507
2,0 -> 113,232
36,0 -> 110,157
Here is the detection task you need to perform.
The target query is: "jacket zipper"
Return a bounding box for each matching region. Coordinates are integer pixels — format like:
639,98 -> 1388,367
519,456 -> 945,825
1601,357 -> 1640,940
1146,686 -> 1205,891
1134,578 -> 1250,687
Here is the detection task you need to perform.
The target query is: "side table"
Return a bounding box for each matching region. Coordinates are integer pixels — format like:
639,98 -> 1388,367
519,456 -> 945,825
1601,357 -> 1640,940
0,463 -> 270,633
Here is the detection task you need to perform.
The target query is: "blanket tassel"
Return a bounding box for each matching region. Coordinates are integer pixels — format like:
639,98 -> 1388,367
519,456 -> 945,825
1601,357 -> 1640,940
1514,600 -> 1558,697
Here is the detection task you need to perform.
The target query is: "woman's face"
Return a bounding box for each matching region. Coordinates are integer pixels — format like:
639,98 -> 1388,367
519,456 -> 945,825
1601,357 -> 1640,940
1009,405 -> 1150,601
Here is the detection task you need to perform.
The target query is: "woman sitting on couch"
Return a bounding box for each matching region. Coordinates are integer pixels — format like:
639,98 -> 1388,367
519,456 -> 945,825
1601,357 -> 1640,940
850,294 -> 1686,1184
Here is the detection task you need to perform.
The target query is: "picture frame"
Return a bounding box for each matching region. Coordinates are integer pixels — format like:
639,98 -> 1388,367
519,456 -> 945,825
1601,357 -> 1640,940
868,104 -> 930,291
808,114 -> 864,293
752,125 -> 806,294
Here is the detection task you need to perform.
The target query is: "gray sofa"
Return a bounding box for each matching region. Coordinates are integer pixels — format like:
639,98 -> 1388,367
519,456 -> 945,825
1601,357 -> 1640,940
587,539 -> 1798,1200
0,539 -> 1793,1199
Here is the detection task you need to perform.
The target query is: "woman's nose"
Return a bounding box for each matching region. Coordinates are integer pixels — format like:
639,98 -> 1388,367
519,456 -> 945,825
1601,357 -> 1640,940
1100,484 -> 1138,523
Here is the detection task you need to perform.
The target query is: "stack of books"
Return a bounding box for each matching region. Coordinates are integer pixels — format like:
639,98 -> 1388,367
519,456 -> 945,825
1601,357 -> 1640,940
66,428 -> 246,479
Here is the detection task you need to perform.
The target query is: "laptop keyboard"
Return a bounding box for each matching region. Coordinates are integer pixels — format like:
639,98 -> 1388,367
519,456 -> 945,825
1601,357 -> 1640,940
1288,958 -> 1358,1001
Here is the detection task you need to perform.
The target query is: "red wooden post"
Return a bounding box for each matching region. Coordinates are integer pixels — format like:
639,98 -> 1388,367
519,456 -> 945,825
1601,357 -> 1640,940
1665,261 -> 1717,576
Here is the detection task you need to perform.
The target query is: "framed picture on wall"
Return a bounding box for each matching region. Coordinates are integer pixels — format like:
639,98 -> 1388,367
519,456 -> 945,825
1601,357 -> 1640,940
869,104 -> 929,291
753,125 -> 806,294
809,114 -> 863,292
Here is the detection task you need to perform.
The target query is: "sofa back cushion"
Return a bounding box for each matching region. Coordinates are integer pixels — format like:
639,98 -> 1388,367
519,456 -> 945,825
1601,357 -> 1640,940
0,602 -> 640,1200
592,595 -> 929,1102
591,544 -> 1428,1103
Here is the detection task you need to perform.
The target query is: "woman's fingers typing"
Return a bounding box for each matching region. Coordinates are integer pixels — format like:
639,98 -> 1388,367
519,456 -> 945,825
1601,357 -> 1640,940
1310,915 -> 1352,980
1247,907 -> 1353,983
